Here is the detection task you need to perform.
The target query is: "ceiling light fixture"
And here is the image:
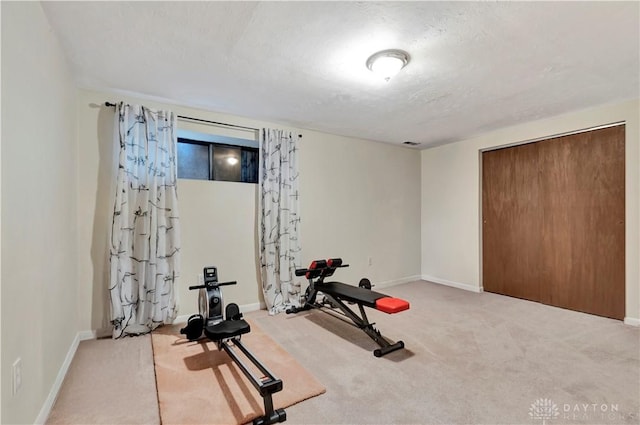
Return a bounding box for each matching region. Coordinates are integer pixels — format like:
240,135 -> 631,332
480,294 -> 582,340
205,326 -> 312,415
366,49 -> 410,82
227,157 -> 239,166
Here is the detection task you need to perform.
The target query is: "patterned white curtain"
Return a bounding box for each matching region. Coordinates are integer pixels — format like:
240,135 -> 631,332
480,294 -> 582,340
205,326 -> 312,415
259,129 -> 302,313
109,103 -> 181,338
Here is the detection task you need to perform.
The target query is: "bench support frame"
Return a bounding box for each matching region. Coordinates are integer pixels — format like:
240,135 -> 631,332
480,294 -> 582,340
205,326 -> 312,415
288,280 -> 405,357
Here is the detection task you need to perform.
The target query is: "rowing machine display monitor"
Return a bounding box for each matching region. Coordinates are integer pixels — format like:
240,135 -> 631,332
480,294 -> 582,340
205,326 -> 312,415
288,258 -> 409,357
204,266 -> 217,284
180,266 -> 286,425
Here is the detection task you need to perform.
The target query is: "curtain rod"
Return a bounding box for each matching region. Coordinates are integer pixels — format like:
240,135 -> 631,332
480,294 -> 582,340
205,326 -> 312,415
104,101 -> 259,132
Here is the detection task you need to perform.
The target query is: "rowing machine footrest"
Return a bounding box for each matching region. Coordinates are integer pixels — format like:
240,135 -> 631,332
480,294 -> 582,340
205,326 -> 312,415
225,303 -> 243,321
180,314 -> 204,341
375,297 -> 410,314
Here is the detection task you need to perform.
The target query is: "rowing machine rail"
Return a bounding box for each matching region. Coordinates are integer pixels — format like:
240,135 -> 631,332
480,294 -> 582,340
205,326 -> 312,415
181,266 -> 286,425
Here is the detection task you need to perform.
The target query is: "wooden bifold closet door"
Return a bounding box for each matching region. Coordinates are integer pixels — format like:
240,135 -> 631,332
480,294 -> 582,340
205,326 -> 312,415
482,125 -> 625,320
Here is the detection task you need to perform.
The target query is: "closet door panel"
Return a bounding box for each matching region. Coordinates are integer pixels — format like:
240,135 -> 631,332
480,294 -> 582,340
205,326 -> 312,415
482,142 -> 541,302
538,125 -> 625,319
482,125 -> 625,320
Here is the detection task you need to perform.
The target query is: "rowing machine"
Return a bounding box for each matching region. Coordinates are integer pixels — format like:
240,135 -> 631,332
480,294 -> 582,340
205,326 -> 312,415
287,258 -> 409,357
180,266 -> 286,425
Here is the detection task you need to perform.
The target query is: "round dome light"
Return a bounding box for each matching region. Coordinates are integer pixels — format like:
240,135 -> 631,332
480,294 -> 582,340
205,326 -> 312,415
366,49 -> 410,81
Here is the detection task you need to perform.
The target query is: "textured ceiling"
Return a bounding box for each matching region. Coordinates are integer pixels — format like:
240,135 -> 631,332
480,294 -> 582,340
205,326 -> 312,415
41,1 -> 639,148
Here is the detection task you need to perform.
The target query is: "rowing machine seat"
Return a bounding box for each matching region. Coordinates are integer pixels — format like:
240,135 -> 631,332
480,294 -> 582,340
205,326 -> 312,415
375,297 -> 410,314
204,319 -> 250,341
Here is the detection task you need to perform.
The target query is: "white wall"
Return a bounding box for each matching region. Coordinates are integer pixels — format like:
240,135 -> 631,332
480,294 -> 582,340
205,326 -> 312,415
76,88 -> 422,332
0,3 -> 3,420
1,2 -> 79,423
299,130 -> 422,287
421,99 -> 640,322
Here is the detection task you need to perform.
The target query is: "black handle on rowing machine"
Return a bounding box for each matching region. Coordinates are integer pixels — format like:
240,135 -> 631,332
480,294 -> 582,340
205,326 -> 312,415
188,280 -> 237,290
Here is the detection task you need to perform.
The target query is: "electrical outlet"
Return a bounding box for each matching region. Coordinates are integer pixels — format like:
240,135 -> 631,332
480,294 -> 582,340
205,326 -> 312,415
197,273 -> 204,286
12,358 -> 22,396
368,257 -> 373,266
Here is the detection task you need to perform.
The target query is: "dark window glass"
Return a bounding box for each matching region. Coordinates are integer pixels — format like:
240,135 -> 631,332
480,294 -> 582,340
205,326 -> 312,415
213,145 -> 241,182
177,141 -> 210,180
177,137 -> 258,183
241,149 -> 259,183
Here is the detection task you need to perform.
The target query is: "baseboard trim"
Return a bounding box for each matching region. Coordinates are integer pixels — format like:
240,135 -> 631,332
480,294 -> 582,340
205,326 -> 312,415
78,330 -> 96,340
175,302 -> 264,324
34,302 -> 266,424
34,332 -> 81,424
421,274 -> 482,293
374,275 -> 423,289
240,302 -> 265,313
624,317 -> 640,326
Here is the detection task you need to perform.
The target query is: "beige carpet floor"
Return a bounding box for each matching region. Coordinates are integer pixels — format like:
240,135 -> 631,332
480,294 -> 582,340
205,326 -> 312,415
47,280 -> 640,424
258,281 -> 640,424
46,333 -> 159,424
152,320 -> 325,425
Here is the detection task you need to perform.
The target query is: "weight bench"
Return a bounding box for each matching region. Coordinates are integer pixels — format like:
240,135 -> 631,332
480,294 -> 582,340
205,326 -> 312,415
287,258 -> 409,357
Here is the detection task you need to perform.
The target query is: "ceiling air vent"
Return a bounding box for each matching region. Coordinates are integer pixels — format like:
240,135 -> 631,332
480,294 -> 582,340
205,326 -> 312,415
402,141 -> 420,146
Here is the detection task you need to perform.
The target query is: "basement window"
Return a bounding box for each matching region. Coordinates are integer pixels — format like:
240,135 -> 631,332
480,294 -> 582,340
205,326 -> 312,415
177,130 -> 259,183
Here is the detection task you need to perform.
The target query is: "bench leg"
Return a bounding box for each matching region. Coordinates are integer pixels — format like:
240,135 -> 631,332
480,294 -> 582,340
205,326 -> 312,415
323,294 -> 406,357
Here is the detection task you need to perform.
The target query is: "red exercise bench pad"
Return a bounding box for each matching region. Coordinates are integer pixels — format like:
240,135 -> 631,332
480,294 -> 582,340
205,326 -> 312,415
375,297 -> 410,314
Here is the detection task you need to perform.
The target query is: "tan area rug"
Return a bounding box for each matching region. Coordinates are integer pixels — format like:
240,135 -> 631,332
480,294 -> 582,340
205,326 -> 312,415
152,320 -> 326,425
